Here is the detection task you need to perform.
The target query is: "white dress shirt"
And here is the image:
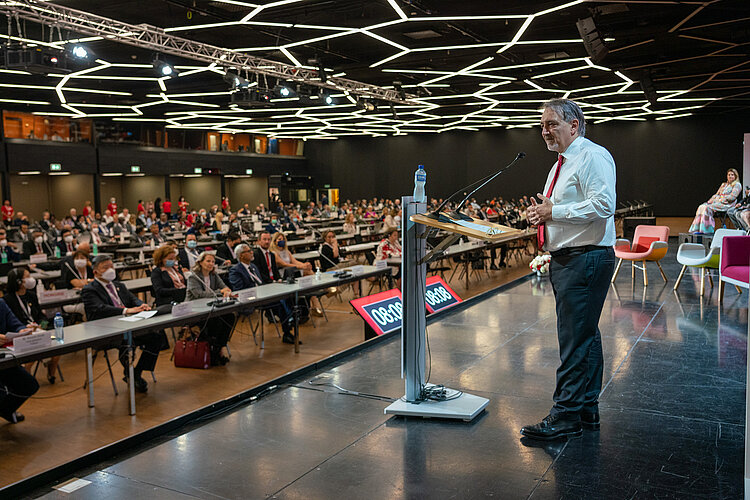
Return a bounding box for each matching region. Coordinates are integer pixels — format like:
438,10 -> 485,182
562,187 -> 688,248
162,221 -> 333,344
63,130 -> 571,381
543,136 -> 616,252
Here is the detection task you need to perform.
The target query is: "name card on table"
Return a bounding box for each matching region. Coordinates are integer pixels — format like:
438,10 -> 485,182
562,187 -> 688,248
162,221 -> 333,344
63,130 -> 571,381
296,229 -> 307,235
297,275 -> 314,287
375,260 -> 388,270
238,289 -> 257,302
10,331 -> 52,353
29,253 -> 48,264
39,289 -> 78,305
253,222 -> 263,232
171,301 -> 193,318
350,265 -> 365,276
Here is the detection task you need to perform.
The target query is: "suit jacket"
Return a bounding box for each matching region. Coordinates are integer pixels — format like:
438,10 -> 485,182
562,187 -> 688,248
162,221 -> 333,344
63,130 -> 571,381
216,243 -> 238,265
60,256 -> 93,289
253,248 -> 280,283
13,230 -> 30,243
149,232 -> 166,245
150,267 -> 187,306
0,299 -> 25,333
22,240 -> 52,259
186,273 -> 227,301
2,291 -> 45,325
228,262 -> 262,291
82,279 -> 142,321
176,247 -> 196,270
57,239 -> 77,256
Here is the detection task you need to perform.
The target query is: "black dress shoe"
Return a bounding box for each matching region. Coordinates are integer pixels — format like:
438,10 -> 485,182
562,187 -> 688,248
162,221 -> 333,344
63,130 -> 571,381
1,411 -> 24,424
123,376 -> 148,393
282,334 -> 301,345
581,410 -> 600,430
490,264 -> 499,270
520,414 -> 582,441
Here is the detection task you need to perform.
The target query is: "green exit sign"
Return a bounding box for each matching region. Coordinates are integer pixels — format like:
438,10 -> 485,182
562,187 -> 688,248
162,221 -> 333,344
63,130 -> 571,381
245,169 -> 253,175
49,163 -> 62,171
194,167 -> 202,174
131,165 -> 141,173
324,184 -> 331,188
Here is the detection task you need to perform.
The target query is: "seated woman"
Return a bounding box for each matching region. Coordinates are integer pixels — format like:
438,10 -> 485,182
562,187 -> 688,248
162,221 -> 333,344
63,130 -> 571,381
0,300 -> 39,423
376,228 -> 402,287
186,252 -> 233,365
3,267 -> 59,384
320,230 -> 358,295
689,168 -> 742,234
342,213 -> 356,234
150,245 -> 186,307
381,208 -> 397,232
270,232 -> 323,316
61,249 -> 93,319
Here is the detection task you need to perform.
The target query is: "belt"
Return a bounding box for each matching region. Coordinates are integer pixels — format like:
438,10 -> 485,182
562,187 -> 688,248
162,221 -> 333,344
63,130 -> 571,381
550,245 -> 611,258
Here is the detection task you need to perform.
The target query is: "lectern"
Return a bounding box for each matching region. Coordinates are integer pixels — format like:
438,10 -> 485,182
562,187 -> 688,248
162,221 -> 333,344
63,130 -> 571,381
384,196 -> 523,421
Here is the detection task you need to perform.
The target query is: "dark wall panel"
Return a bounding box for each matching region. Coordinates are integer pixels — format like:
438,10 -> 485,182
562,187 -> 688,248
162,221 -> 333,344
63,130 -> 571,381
6,140 -> 96,173
306,115 -> 747,216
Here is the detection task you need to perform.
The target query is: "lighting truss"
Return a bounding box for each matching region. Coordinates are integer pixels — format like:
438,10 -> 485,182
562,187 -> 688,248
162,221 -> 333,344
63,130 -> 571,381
0,0 -> 418,104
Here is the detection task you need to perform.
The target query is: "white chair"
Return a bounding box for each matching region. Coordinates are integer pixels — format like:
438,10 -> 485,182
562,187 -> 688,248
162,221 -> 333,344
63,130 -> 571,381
674,228 -> 744,295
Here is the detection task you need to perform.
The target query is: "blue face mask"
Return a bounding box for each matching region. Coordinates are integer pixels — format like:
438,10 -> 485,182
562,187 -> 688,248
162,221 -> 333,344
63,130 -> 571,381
277,240 -> 286,248
271,219 -> 278,225
187,240 -> 197,249
165,259 -> 175,267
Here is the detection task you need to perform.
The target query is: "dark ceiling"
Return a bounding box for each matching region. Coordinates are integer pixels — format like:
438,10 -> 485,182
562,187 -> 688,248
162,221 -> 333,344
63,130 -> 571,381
0,0 -> 748,138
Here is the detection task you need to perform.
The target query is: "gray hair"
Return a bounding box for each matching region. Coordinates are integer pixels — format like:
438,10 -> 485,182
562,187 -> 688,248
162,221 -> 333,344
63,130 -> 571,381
234,243 -> 252,256
541,99 -> 586,137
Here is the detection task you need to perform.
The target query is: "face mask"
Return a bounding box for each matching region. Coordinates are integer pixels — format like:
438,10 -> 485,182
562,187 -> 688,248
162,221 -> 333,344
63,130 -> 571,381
165,259 -> 175,268
293,218 -> 298,222
34,236 -> 43,244
64,235 -> 73,243
187,240 -> 197,249
271,220 -> 278,225
23,277 -> 36,289
232,222 -> 238,227
74,259 -> 87,268
0,239 -> 7,247
102,268 -> 117,282
277,240 -> 286,248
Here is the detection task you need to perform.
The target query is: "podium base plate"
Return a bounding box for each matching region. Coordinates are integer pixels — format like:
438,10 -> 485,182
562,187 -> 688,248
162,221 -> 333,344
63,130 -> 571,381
384,387 -> 488,422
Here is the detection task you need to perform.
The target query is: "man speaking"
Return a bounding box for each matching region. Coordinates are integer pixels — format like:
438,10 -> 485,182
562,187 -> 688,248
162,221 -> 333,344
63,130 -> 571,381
522,99 -> 616,440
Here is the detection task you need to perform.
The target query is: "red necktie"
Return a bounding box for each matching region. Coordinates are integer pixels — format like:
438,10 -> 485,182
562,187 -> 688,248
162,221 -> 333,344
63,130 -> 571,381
36,244 -> 42,253
67,243 -> 72,252
265,251 -> 274,280
537,155 -> 564,250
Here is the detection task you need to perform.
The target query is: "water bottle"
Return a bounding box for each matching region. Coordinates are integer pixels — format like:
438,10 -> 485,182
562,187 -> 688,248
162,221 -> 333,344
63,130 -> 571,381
315,267 -> 322,281
54,246 -> 61,259
413,164 -> 426,203
92,243 -> 99,255
53,312 -> 64,343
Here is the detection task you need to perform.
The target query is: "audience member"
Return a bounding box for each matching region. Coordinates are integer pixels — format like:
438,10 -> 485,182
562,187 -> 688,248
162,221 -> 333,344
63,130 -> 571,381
689,168 -> 742,234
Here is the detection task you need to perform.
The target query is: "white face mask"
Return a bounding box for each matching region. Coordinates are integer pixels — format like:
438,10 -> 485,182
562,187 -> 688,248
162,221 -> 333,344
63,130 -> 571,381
74,259 -> 87,268
64,235 -> 74,243
0,239 -> 7,247
23,277 -> 36,289
102,268 -> 117,282
34,236 -> 43,244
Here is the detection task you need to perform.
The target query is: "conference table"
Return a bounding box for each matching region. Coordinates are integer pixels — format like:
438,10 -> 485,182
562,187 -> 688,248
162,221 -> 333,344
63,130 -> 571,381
292,241 -> 380,263
0,265 -> 389,415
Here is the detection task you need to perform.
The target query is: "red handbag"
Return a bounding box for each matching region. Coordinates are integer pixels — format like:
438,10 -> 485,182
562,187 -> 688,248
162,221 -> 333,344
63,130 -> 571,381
173,340 -> 211,369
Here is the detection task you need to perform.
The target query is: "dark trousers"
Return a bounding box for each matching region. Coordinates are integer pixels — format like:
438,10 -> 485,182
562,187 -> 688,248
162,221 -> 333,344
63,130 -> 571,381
119,331 -> 165,377
199,315 -> 235,360
0,366 -> 39,419
549,247 -> 615,417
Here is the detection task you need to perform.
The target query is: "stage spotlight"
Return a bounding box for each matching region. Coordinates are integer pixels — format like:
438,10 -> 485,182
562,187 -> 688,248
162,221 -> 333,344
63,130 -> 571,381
223,70 -> 249,89
70,45 -> 90,59
324,94 -> 335,105
273,83 -> 294,98
356,99 -> 377,112
153,58 -> 177,77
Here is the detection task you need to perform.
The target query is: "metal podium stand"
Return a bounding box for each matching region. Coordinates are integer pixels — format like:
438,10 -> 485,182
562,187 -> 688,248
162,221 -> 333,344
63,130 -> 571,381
384,196 -> 510,421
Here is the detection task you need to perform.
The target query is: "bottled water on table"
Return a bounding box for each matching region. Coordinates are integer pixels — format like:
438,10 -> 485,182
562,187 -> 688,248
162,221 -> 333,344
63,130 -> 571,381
53,312 -> 64,343
413,165 -> 426,203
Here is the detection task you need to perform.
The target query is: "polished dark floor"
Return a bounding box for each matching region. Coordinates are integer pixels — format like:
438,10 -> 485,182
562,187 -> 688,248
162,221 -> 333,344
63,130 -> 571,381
38,242 -> 746,499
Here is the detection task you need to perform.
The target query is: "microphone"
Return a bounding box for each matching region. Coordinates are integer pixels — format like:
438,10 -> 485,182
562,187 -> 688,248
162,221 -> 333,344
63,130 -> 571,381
426,152 -> 526,222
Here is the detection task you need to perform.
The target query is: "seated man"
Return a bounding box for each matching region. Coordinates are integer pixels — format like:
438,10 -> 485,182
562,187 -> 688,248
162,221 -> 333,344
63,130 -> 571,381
0,300 -> 39,423
253,233 -> 297,344
148,224 -> 166,246
81,255 -> 160,393
228,243 -> 263,291
23,229 -> 53,258
178,234 -> 201,271
57,228 -> 77,256
0,228 -> 22,263
216,231 -> 241,266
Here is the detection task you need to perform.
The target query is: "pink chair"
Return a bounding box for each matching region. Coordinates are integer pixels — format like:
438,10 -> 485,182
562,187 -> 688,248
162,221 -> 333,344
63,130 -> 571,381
719,235 -> 750,303
612,225 -> 670,286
